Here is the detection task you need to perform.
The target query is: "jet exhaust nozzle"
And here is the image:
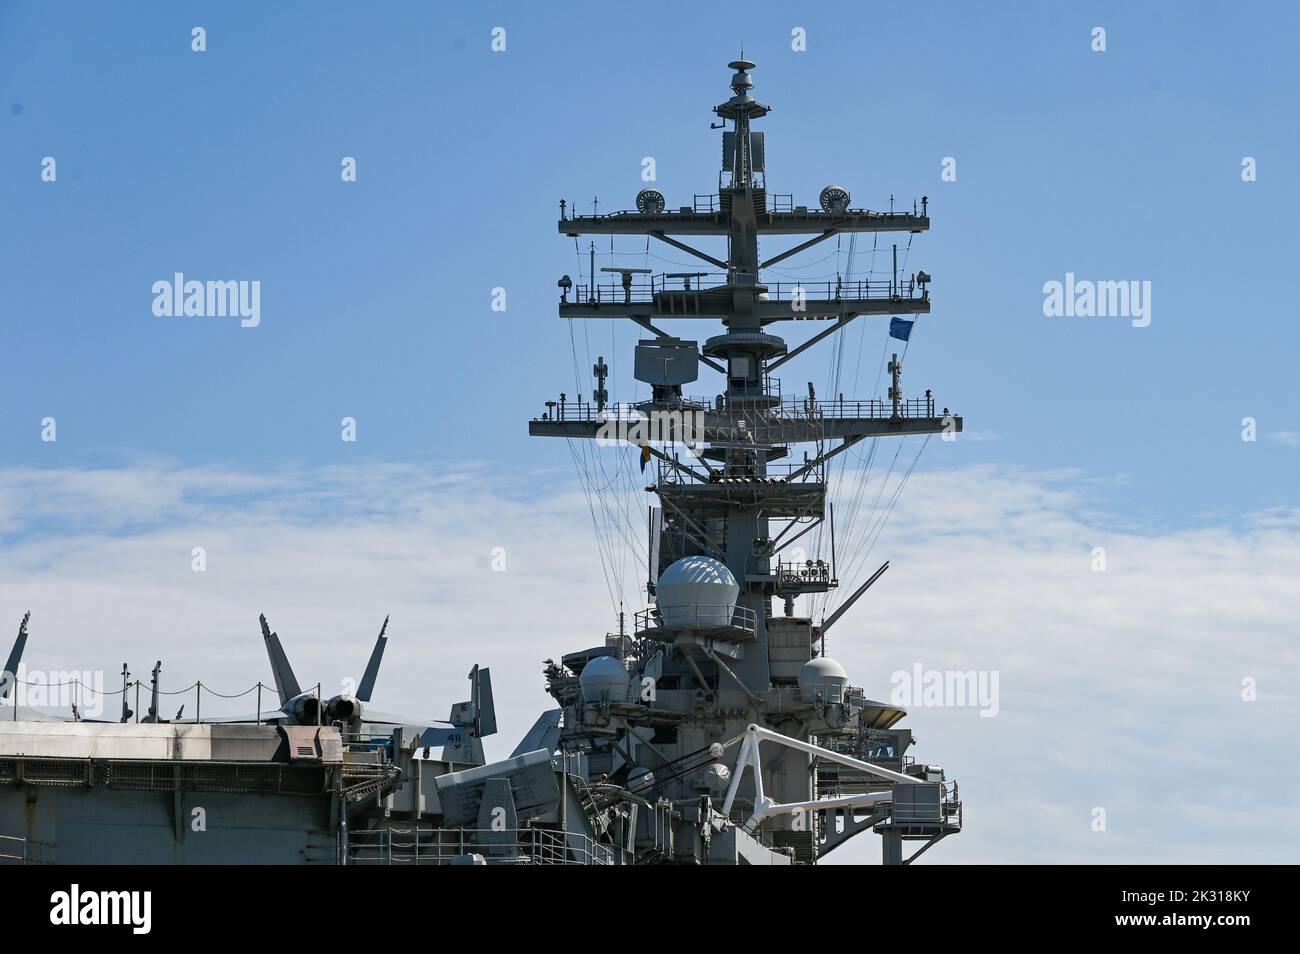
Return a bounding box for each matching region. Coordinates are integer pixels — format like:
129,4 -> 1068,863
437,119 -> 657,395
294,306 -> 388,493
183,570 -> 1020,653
324,694 -> 362,726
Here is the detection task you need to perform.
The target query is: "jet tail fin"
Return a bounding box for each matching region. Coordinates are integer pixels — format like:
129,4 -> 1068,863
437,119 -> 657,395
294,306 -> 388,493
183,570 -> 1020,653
472,665 -> 497,737
2,612 -> 31,702
260,613 -> 302,705
356,615 -> 388,703
510,709 -> 562,758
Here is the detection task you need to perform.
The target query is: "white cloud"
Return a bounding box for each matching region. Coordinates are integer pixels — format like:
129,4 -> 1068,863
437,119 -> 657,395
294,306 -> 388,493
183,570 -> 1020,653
1,459 -> 1296,864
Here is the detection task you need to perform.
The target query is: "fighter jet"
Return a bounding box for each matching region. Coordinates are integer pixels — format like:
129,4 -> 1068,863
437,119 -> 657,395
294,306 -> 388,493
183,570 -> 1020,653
1,612 -> 58,721
3,611 -> 502,765
247,614 -> 498,765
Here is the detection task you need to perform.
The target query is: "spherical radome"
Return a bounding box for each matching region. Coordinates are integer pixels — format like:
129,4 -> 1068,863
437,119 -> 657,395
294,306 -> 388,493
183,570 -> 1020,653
578,654 -> 630,703
798,656 -> 850,704
656,555 -> 740,627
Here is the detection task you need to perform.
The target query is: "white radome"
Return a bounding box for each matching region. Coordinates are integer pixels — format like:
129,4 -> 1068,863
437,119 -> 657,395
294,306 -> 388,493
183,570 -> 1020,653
798,656 -> 850,704
579,654 -> 630,703
656,555 -> 740,628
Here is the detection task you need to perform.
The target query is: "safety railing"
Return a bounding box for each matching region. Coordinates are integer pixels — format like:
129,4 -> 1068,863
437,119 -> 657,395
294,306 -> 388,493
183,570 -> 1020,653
636,604 -> 758,635
564,271 -> 727,305
767,193 -> 795,213
773,395 -> 938,420
2,673 -> 316,726
725,376 -> 781,403
559,196 -> 928,222
655,456 -> 827,485
754,685 -> 864,715
534,399 -> 711,436
776,561 -> 833,587
561,274 -> 928,307
943,780 -> 962,828
0,833 -> 26,864
764,278 -> 927,302
559,198 -> 721,220
534,395 -> 945,427
712,459 -> 826,481
347,826 -> 615,865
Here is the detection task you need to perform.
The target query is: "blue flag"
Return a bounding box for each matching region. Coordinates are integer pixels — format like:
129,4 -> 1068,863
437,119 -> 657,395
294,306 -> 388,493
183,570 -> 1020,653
889,317 -> 914,341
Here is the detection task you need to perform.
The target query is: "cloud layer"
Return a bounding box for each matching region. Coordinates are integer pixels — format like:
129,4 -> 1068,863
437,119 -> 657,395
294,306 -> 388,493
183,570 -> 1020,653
1,458 -> 1296,864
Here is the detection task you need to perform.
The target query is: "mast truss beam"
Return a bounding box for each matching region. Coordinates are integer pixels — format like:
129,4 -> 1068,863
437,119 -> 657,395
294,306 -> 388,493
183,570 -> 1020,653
759,229 -> 840,270
650,232 -> 728,270
767,315 -> 857,372
788,436 -> 864,481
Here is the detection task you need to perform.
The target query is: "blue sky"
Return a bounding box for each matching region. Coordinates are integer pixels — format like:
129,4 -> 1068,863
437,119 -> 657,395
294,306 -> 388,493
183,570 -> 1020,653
1,2 -> 1299,864
2,0 -> 1296,528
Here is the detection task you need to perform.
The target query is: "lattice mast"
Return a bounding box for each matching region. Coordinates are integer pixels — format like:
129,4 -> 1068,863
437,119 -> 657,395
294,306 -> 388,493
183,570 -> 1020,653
532,60 -> 960,698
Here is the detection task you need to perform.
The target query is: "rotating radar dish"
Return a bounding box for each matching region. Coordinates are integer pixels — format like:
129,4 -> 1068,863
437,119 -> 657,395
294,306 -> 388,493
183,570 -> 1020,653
819,185 -> 851,213
636,188 -> 666,214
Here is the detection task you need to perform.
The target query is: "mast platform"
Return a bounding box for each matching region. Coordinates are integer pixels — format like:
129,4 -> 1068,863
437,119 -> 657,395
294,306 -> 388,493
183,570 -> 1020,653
561,206 -> 929,237
559,274 -> 930,322
528,398 -> 962,443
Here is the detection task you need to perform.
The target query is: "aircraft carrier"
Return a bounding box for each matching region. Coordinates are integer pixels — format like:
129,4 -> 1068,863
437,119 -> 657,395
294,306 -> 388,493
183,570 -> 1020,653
1,61 -> 962,865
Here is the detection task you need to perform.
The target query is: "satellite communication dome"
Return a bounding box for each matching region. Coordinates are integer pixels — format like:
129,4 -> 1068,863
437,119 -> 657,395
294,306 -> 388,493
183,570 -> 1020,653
798,656 -> 850,704
656,555 -> 740,628
578,654 -> 630,703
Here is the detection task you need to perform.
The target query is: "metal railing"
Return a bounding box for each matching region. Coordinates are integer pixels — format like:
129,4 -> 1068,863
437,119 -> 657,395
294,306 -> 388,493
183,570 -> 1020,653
712,459 -> 825,482
636,604 -> 758,635
773,395 -> 938,420
764,278 -> 927,302
942,781 -> 963,829
0,832 -> 52,864
565,271 -> 726,305
536,398 -> 710,427
561,273 -> 928,306
748,686 -> 865,718
726,376 -> 781,403
0,833 -> 26,864
655,457 -> 827,486
534,395 -> 944,428
560,198 -> 721,220
776,560 -> 833,587
559,196 -> 928,222
694,193 -> 719,213
767,193 -> 795,213
348,826 -> 615,865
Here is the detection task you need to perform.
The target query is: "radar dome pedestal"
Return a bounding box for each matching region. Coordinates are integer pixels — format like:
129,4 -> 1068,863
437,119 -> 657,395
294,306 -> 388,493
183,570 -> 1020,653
798,656 -> 850,704
655,555 -> 740,628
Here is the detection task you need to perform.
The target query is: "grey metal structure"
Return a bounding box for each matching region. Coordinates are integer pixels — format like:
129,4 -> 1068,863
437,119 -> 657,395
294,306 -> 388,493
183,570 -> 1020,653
525,61 -> 963,864
0,62 -> 962,866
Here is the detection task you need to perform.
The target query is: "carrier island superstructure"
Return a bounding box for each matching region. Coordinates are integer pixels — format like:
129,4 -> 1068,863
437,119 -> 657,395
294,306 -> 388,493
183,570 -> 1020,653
0,61 -> 962,866
526,60 -> 962,864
